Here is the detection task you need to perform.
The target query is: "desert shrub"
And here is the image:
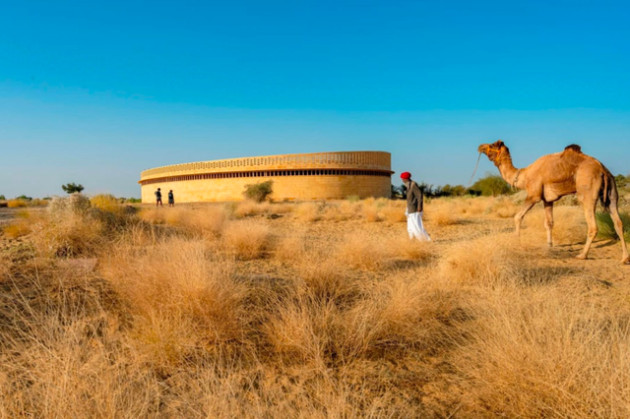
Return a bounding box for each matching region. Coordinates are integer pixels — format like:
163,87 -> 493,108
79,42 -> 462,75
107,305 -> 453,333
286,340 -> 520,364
243,181 -> 273,203
61,182 -> 84,194
0,194 -> 5,200
90,194 -> 123,214
471,174 -> 512,196
596,212 -> 630,241
7,199 -> 28,208
346,195 -> 360,202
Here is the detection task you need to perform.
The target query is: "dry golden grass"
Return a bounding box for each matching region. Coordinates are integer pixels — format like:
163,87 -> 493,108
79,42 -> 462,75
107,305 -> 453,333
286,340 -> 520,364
335,231 -> 392,271
2,195 -> 630,417
221,220 -> 270,260
7,199 -> 28,208
293,202 -> 322,222
140,205 -> 227,238
380,201 -> 407,223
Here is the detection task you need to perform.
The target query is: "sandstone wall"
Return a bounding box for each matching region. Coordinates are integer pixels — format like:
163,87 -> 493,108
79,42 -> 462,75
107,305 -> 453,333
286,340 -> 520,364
139,151 -> 392,203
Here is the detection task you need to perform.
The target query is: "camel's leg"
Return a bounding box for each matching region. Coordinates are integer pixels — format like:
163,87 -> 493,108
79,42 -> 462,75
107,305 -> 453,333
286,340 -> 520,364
607,203 -> 630,264
577,199 -> 598,260
544,201 -> 554,247
514,199 -> 537,237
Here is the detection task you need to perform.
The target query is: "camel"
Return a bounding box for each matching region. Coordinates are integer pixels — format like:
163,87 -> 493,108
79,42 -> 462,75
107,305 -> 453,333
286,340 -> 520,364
478,140 -> 629,264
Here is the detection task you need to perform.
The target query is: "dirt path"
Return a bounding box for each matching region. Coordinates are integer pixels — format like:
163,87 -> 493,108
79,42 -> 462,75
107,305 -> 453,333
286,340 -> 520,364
0,208 -> 16,226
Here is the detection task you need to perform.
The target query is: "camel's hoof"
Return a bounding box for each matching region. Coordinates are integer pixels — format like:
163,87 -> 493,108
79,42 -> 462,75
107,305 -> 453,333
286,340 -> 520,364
575,254 -> 587,260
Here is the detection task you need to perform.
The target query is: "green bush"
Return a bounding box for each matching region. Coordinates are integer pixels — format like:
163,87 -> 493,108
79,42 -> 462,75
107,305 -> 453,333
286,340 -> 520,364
243,181 -> 273,202
61,182 -> 84,194
596,212 -> 630,242
470,174 -> 513,196
0,194 -> 5,201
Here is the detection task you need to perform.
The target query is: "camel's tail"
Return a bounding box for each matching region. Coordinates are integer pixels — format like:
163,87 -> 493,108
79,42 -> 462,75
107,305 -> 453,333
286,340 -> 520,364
600,168 -> 617,210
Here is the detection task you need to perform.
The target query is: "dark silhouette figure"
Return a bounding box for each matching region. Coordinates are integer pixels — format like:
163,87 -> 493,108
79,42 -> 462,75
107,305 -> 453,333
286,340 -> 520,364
168,190 -> 174,207
155,188 -> 163,207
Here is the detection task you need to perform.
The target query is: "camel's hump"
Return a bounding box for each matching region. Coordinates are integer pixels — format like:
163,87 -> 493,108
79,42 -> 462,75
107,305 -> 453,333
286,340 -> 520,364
563,144 -> 582,153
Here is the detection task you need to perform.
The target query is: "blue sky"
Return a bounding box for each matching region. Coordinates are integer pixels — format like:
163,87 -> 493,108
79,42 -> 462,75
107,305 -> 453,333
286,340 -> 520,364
1,0 -> 629,198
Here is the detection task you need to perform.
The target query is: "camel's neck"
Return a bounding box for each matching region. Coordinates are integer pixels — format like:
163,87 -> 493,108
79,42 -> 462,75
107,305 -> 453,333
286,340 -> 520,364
494,152 -> 522,187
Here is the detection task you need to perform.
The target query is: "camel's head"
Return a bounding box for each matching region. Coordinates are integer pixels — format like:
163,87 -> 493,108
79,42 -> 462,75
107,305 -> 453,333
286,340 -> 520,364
478,140 -> 508,164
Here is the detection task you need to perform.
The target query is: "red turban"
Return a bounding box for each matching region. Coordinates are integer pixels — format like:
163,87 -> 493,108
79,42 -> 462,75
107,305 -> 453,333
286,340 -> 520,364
400,172 -> 411,180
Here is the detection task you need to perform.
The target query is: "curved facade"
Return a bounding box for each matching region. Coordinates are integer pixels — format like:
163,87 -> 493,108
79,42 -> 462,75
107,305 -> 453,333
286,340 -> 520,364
139,151 -> 393,203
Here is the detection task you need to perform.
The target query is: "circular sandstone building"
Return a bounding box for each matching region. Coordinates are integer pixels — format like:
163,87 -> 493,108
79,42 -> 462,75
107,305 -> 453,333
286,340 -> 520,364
139,151 -> 393,203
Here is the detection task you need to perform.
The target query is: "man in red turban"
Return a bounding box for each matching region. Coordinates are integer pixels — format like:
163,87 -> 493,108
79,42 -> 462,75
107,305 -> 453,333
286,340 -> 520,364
400,172 -> 431,241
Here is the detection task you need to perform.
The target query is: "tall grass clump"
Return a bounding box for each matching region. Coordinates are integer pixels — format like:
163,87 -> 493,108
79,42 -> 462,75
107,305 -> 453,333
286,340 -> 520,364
0,269 -> 160,417
596,211 -> 630,241
294,203 -> 321,222
99,237 -> 248,370
221,220 -> 270,260
336,232 -> 391,271
452,285 -> 630,417
30,194 -> 104,257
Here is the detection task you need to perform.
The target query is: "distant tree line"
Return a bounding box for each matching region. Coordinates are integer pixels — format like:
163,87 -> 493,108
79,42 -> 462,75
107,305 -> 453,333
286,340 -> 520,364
392,172 -> 630,200
392,174 -> 514,199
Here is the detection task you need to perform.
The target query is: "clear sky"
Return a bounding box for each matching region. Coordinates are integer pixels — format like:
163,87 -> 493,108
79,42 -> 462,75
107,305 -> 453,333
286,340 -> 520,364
1,0 -> 629,198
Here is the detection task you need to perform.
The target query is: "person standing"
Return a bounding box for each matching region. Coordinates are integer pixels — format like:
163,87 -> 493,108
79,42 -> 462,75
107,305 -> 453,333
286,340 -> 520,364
168,190 -> 175,207
155,188 -> 163,207
400,172 -> 431,241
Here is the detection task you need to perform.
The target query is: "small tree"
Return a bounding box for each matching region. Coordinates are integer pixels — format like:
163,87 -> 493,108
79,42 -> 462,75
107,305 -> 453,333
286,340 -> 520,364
0,194 -> 5,200
62,182 -> 84,194
243,181 -> 273,202
470,174 -> 512,196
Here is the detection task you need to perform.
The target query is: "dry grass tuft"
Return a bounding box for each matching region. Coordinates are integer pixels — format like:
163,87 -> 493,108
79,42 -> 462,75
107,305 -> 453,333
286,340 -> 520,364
336,232 -> 391,271
361,204 -> 382,222
439,234 -> 518,285
221,220 -> 270,260
452,286 -> 630,417
294,203 -> 322,222
233,200 -> 271,218
386,234 -> 435,262
274,232 -> 307,263
380,201 -> 406,223
100,237 -> 247,369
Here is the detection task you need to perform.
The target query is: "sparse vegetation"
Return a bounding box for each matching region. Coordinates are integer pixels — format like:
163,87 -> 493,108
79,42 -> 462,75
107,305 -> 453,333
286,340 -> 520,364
470,173 -> 513,196
243,180 -> 273,202
2,195 -> 630,417
597,211 -> 630,241
61,182 -> 85,194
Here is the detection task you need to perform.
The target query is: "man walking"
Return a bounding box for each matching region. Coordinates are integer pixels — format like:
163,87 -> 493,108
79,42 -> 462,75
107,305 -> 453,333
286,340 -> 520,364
400,172 -> 431,241
155,188 -> 163,207
168,190 -> 175,207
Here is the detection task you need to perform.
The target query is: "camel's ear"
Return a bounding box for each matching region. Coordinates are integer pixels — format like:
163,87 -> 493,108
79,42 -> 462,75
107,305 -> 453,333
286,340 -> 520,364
493,140 -> 505,148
